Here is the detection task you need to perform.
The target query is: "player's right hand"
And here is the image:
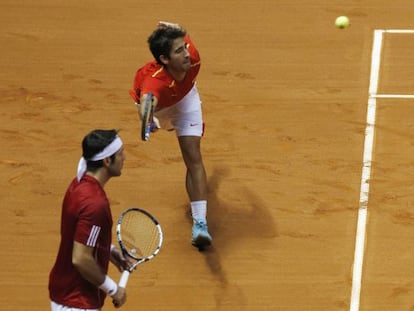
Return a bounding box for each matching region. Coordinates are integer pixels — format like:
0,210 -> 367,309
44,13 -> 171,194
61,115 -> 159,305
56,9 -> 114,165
112,287 -> 126,308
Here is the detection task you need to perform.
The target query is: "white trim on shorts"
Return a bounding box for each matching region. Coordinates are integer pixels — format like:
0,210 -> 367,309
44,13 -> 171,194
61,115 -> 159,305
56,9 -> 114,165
154,84 -> 203,137
51,301 -> 100,311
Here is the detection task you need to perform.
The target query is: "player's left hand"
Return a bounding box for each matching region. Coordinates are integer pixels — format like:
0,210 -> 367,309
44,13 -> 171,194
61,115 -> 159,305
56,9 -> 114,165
151,116 -> 161,132
110,246 -> 133,272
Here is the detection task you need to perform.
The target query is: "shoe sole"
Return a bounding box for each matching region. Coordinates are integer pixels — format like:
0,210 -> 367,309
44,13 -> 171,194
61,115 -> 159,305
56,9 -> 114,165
192,235 -> 212,250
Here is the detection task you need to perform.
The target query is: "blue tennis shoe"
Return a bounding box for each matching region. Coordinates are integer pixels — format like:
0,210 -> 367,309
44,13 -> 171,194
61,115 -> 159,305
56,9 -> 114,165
192,219 -> 212,249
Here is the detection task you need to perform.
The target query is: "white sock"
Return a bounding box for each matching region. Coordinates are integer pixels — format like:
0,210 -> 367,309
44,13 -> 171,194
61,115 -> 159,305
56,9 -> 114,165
191,200 -> 207,222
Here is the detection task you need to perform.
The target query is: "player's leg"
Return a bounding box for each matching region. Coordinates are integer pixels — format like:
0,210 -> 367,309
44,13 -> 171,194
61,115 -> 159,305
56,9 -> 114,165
173,84 -> 212,248
178,136 -> 207,201
178,135 -> 212,248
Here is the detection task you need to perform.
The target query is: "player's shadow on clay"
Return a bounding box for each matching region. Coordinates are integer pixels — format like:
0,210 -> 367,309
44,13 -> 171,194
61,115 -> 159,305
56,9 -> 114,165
183,166 -> 278,244
184,166 -> 277,293
207,166 -> 278,243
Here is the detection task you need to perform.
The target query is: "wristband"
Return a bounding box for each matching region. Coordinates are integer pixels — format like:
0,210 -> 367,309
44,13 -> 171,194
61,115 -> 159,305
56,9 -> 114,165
99,275 -> 118,296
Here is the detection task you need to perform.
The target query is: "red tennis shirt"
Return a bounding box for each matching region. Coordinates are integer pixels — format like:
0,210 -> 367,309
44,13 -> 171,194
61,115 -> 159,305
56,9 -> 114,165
131,35 -> 201,109
49,175 -> 113,309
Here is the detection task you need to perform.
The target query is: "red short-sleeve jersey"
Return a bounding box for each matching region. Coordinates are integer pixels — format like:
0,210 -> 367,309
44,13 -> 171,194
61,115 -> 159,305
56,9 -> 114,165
49,175 -> 113,309
131,35 -> 201,109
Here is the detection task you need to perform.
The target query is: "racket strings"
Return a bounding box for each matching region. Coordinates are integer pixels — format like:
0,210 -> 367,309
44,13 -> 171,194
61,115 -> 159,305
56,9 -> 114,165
121,213 -> 161,258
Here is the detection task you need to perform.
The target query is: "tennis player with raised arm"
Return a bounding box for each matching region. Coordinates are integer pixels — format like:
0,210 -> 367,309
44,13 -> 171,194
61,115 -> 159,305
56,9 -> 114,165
129,21 -> 212,250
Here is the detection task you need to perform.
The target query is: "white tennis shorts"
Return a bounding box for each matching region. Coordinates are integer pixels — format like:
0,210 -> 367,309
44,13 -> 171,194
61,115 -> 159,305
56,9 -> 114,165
51,301 -> 100,311
155,84 -> 203,137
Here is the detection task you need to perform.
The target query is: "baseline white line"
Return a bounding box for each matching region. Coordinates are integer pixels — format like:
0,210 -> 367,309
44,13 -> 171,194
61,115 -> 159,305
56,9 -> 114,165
349,29 -> 384,311
384,29 -> 414,34
372,94 -> 414,99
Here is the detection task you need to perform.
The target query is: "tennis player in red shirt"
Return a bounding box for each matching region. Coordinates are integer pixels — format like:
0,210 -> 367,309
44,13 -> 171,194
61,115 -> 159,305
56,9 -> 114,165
49,129 -> 131,310
129,21 -> 212,249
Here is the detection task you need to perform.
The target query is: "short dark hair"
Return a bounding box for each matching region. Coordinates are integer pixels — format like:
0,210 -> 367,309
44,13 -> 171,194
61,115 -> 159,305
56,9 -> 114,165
82,129 -> 118,171
147,26 -> 187,65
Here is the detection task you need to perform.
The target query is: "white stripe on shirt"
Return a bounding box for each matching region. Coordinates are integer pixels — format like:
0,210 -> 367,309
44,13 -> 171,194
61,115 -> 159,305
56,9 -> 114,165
86,225 -> 101,247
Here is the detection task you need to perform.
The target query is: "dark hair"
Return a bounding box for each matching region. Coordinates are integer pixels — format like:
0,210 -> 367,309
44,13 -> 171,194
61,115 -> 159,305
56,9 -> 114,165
147,27 -> 187,65
82,129 -> 118,171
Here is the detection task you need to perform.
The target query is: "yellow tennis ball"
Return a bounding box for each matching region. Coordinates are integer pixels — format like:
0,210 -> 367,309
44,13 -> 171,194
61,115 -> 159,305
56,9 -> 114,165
335,16 -> 350,29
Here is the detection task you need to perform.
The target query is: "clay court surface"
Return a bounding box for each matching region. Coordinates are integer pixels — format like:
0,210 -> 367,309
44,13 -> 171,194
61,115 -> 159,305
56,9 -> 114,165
2,1 -> 414,310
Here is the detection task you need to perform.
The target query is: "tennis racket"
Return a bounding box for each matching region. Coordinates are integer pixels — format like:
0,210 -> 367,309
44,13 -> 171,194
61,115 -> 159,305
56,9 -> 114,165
141,93 -> 155,141
116,207 -> 163,288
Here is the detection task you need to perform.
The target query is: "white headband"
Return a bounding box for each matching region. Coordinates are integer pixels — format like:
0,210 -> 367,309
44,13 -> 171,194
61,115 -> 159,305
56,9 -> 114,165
77,136 -> 123,181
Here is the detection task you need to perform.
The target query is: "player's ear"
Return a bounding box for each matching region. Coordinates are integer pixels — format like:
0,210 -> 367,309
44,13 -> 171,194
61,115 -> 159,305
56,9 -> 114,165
103,157 -> 112,167
159,55 -> 169,66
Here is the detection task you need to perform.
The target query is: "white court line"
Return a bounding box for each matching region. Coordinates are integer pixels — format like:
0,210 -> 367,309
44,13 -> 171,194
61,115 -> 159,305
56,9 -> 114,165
349,29 -> 384,311
383,29 -> 414,34
372,94 -> 414,99
350,28 -> 414,311
350,29 -> 414,311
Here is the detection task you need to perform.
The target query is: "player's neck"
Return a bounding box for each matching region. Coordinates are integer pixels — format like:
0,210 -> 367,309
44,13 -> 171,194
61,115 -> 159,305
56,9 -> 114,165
167,68 -> 186,82
86,171 -> 109,187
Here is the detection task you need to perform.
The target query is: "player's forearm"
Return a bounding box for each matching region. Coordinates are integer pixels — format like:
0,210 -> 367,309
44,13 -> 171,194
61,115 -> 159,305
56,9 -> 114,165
72,251 -> 105,286
73,252 -> 118,297
72,241 -> 118,296
72,241 -> 107,285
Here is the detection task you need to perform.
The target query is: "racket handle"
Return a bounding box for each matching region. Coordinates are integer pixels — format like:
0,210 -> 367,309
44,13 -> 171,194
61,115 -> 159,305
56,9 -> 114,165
118,270 -> 130,288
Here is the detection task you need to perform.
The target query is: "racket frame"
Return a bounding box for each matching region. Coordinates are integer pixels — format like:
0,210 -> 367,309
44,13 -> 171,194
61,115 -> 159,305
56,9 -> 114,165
116,207 -> 163,287
117,207 -> 163,263
141,93 -> 155,141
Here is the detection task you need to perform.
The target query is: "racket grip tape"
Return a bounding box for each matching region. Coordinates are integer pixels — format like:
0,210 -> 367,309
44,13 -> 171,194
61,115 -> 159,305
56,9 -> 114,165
118,270 -> 130,288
